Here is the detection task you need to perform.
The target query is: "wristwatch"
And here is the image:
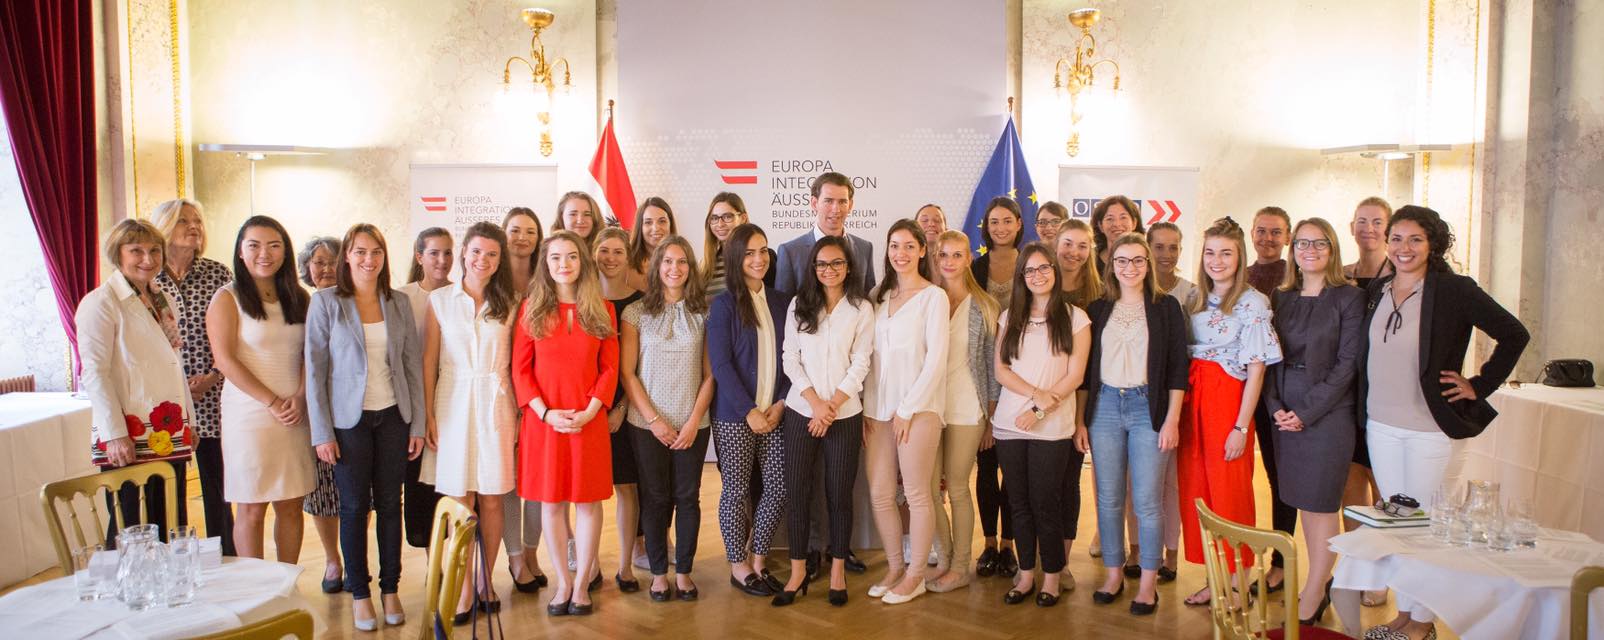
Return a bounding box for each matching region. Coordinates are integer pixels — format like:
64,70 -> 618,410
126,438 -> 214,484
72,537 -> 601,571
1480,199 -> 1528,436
1031,405 -> 1047,420
1231,424 -> 1250,434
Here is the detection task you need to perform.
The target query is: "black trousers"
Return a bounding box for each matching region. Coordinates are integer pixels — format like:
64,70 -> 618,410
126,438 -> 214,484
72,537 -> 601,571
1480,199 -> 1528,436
333,406 -> 408,599
104,459 -> 189,547
1059,444 -> 1087,540
1254,402 -> 1296,568
403,455 -> 441,549
193,437 -> 235,555
996,438 -> 1072,573
976,445 -> 1014,539
782,408 -> 862,561
631,425 -> 711,575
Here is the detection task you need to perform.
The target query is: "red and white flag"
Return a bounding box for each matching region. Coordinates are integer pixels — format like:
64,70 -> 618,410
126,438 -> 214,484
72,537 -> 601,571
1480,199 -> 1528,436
587,111 -> 638,229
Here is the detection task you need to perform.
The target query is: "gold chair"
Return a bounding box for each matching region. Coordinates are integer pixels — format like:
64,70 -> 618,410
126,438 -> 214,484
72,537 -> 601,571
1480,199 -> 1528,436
1573,565 -> 1604,640
188,609 -> 314,640
39,461 -> 178,574
419,498 -> 479,640
1195,498 -> 1346,640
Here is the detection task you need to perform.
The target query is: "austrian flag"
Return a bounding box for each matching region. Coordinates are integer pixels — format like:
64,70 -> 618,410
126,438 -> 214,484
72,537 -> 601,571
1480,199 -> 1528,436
586,105 -> 638,229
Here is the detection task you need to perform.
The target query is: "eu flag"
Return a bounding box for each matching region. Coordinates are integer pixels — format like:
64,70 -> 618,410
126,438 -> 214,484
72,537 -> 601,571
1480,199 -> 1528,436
963,116 -> 1039,255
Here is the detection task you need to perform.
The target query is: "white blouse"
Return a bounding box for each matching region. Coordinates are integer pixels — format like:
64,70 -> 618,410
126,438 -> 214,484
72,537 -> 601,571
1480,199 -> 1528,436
781,297 -> 875,420
361,321 -> 398,410
863,286 -> 949,422
396,281 -> 433,342
75,271 -> 195,445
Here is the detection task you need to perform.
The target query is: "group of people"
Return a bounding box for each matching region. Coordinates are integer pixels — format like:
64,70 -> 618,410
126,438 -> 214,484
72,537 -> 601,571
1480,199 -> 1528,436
75,171 -> 1526,640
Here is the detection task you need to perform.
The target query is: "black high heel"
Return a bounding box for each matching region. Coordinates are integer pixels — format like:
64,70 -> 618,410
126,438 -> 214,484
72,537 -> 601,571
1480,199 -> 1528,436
771,580 -> 809,607
828,587 -> 848,606
1299,578 -> 1334,626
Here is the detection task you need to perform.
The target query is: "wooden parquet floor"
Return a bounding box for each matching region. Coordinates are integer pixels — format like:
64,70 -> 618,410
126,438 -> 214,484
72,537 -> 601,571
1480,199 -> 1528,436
8,453 -> 1454,639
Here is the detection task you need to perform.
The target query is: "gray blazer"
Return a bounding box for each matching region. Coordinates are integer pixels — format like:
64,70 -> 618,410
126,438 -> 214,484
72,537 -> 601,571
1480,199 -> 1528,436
305,287 -> 426,446
773,228 -> 876,296
1263,285 -> 1364,427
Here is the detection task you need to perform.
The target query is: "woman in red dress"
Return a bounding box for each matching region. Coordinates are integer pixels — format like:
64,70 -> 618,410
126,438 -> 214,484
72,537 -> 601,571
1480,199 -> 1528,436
511,230 -> 619,617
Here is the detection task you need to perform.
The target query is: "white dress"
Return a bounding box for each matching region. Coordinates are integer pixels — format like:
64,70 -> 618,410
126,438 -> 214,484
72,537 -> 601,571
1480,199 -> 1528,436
219,285 -> 316,503
425,283 -> 517,496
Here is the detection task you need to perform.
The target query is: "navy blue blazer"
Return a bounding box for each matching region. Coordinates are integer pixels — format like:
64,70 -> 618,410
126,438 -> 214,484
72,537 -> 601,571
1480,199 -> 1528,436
707,286 -> 793,423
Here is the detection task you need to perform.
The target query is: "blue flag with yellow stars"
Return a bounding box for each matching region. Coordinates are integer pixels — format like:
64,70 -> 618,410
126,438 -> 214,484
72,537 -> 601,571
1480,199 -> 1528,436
963,116 -> 1039,255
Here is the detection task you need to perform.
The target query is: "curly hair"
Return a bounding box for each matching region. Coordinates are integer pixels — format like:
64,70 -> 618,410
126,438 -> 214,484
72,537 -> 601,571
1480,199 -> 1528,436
1387,205 -> 1456,273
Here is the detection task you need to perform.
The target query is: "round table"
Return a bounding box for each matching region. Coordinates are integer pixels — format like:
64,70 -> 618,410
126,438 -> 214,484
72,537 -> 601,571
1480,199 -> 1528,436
0,557 -> 313,639
1330,525 -> 1604,640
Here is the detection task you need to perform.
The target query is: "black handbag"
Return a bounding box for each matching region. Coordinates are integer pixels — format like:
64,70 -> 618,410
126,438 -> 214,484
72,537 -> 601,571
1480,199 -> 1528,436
1540,359 -> 1595,387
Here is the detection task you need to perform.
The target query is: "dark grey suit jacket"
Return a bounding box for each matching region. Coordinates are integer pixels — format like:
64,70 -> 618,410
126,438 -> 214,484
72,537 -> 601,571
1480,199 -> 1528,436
305,287 -> 426,445
1263,285 -> 1364,427
772,228 -> 876,296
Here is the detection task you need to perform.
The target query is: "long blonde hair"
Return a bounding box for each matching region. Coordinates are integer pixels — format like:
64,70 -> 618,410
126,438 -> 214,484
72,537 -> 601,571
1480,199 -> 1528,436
522,231 -> 614,340
1281,217 -> 1353,292
1057,219 -> 1103,307
1187,217 -> 1252,316
699,192 -> 747,284
1101,233 -> 1161,303
935,230 -> 1000,329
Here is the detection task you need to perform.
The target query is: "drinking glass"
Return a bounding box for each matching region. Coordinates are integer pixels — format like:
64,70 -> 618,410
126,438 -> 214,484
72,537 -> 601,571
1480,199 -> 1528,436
71,544 -> 102,601
166,528 -> 198,606
1505,497 -> 1539,550
1429,483 -> 1463,542
1486,512 -> 1517,551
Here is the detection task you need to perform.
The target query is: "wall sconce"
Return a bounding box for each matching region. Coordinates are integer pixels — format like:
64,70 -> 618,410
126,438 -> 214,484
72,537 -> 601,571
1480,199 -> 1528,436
1052,8 -> 1121,158
501,8 -> 572,157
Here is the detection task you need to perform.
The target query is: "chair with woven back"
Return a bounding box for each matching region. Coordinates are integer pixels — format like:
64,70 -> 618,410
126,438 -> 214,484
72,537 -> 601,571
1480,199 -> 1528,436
419,497 -> 479,640
187,609 -> 315,640
39,461 -> 177,574
1195,498 -> 1348,640
1574,565 -> 1604,640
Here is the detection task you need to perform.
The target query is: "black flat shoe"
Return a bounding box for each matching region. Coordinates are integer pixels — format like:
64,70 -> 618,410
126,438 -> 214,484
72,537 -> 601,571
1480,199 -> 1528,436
975,547 -> 999,577
588,573 -> 603,592
321,577 -> 344,594
567,601 -> 594,616
616,574 -> 641,593
1130,591 -> 1158,616
805,551 -> 822,583
1299,578 -> 1333,626
1123,563 -> 1142,579
476,597 -> 501,613
771,581 -> 808,607
732,574 -> 773,597
547,600 -> 571,616
1036,591 -> 1060,607
997,548 -> 1019,577
844,551 -> 867,573
649,584 -> 672,602
1157,566 -> 1178,583
676,586 -> 699,601
1092,581 -> 1125,605
452,610 -> 473,626
760,570 -> 785,593
511,564 -> 542,593
828,588 -> 848,606
1003,585 -> 1035,605
1248,575 -> 1285,596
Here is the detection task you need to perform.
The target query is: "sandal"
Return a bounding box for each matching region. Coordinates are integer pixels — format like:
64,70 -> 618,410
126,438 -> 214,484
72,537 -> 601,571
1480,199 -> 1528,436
1183,586 -> 1212,607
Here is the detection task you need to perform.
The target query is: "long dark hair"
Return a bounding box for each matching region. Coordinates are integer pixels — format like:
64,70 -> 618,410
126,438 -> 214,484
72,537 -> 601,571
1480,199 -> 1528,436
407,227 -> 452,283
629,196 -> 677,272
231,215 -> 309,324
1000,242 -> 1075,365
793,234 -> 868,334
460,222 -> 517,322
1387,205 -> 1456,273
980,196 -> 1023,252
639,235 -> 708,316
872,218 -> 932,303
723,223 -> 768,328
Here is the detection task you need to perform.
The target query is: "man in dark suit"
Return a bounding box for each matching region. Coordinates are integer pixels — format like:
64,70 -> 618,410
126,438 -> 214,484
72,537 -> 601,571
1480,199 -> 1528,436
769,170 -> 875,579
774,171 -> 876,295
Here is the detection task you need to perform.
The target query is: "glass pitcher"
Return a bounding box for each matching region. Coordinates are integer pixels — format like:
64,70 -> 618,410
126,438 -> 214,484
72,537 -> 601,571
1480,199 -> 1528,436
115,524 -> 168,610
1462,480 -> 1502,545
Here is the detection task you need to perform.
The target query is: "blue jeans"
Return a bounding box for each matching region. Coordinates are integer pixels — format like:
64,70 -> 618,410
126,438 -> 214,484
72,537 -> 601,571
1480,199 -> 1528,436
333,405 -> 408,599
1091,384 -> 1170,571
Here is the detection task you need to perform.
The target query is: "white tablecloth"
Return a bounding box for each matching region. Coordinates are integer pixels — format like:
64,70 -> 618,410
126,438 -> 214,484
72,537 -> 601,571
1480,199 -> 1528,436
0,557 -> 313,639
1464,384 -> 1604,541
0,392 -> 97,587
1330,526 -> 1604,640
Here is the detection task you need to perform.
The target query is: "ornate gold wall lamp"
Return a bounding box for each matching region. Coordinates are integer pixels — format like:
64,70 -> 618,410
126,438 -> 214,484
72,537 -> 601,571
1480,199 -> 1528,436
1051,8 -> 1121,157
501,8 -> 572,157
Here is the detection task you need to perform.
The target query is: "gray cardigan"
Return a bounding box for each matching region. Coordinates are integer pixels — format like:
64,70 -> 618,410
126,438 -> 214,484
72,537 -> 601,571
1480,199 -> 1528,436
305,287 -> 426,446
960,299 -> 1001,416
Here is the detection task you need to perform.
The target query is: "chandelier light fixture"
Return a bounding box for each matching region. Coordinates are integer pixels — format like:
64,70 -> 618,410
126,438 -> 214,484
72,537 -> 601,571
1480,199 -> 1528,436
1052,8 -> 1122,158
501,8 -> 572,157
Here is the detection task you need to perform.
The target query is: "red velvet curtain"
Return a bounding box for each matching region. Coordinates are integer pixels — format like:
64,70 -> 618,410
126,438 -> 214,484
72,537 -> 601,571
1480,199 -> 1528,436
0,0 -> 97,374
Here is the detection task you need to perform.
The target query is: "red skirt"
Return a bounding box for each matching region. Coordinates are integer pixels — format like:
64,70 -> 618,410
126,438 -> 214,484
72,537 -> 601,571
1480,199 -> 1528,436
518,411 -> 613,504
1178,359 -> 1257,569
